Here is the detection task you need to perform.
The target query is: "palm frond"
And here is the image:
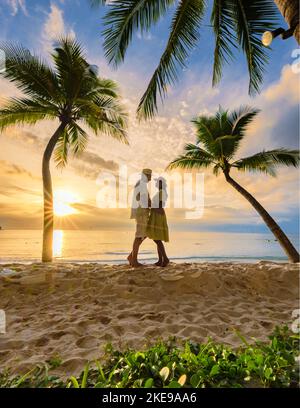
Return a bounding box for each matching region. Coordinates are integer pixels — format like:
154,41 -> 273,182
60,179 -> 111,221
92,78 -> 119,98
0,98 -> 57,130
167,155 -> 214,171
229,105 -> 260,136
76,96 -> 128,143
231,0 -> 278,95
167,143 -> 215,170
232,149 -> 300,176
137,0 -> 205,119
52,37 -> 90,101
215,105 -> 259,158
184,142 -> 216,161
103,0 -> 175,67
54,128 -> 69,168
68,122 -> 89,154
0,43 -> 62,102
211,0 -> 236,86
212,163 -> 222,176
90,0 -> 108,6
192,114 -> 225,158
193,106 -> 260,160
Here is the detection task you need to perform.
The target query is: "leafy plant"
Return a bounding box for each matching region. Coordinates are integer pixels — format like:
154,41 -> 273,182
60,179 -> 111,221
46,354 -> 63,369
0,326 -> 298,388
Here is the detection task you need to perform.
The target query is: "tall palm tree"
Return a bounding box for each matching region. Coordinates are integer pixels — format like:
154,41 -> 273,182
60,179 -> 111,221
0,38 -> 127,262
167,106 -> 300,263
90,0 -> 294,119
274,0 -> 299,43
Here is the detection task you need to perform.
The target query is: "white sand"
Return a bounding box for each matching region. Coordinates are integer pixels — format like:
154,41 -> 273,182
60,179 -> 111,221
0,262 -> 299,375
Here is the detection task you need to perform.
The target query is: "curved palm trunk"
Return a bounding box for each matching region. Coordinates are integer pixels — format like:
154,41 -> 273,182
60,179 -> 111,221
224,172 -> 300,263
42,122 -> 67,262
274,0 -> 299,44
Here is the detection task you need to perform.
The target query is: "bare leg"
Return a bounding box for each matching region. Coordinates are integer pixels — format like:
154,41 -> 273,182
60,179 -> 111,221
128,237 -> 146,266
154,240 -> 169,267
127,252 -> 133,265
130,237 -> 144,267
154,242 -> 163,266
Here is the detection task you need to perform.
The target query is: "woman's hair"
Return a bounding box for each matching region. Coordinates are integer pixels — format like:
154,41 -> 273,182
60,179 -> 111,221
157,177 -> 167,191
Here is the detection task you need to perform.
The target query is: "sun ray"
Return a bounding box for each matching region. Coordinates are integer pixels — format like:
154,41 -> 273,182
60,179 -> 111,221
53,190 -> 79,217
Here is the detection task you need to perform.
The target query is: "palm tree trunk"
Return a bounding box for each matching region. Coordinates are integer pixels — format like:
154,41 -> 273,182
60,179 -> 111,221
42,122 -> 67,262
274,0 -> 299,44
224,172 -> 300,263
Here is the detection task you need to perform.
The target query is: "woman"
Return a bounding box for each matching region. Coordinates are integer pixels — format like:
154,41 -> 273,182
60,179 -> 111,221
147,177 -> 169,267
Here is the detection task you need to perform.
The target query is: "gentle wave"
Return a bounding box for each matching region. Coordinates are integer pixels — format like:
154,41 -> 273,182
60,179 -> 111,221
104,250 -> 154,255
0,254 -> 288,265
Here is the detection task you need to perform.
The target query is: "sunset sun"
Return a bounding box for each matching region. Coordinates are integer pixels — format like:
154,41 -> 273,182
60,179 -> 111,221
53,190 -> 78,217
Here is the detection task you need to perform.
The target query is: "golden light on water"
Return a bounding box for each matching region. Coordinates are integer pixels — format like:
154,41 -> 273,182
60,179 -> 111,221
54,190 -> 79,217
53,230 -> 64,257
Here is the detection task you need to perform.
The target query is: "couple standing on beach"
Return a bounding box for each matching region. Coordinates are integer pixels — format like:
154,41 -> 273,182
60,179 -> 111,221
128,168 -> 170,267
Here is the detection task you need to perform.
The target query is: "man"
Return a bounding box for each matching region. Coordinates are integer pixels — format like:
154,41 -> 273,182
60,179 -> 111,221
127,168 -> 152,267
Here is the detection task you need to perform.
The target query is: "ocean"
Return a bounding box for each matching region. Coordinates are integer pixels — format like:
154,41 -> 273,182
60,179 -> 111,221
0,229 -> 298,264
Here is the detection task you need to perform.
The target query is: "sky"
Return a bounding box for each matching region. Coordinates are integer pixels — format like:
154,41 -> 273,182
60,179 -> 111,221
0,0 -> 299,233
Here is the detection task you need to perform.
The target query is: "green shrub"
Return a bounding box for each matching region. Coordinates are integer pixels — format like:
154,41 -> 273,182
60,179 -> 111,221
0,326 -> 299,388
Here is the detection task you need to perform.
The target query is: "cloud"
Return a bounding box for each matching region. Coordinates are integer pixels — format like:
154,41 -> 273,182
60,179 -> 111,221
6,0 -> 27,16
0,159 -> 35,179
3,127 -> 45,146
137,32 -> 153,41
0,76 -> 22,103
71,151 -> 120,179
270,106 -> 299,148
78,151 -> 119,172
264,65 -> 299,105
42,3 -> 75,52
238,64 -> 300,155
0,184 -> 41,198
0,8 -> 299,232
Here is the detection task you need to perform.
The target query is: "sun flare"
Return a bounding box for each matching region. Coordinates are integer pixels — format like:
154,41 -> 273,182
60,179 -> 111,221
53,190 -> 78,217
53,230 -> 64,257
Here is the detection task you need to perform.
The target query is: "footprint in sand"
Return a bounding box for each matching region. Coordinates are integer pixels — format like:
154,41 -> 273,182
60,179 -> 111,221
76,336 -> 98,349
191,271 -> 203,278
59,357 -> 86,373
112,325 -> 125,336
34,337 -> 50,347
160,274 -> 184,281
100,316 -> 111,325
50,330 -> 68,340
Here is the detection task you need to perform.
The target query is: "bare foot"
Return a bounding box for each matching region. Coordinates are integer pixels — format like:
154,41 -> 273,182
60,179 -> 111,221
161,258 -> 170,267
127,253 -> 133,266
154,261 -> 162,266
131,262 -> 144,268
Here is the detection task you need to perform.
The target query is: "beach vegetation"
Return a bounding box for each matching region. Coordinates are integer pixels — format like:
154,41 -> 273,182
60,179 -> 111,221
0,325 -> 298,388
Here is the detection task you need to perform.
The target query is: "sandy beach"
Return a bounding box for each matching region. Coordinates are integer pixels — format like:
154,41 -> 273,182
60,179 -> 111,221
0,261 -> 298,376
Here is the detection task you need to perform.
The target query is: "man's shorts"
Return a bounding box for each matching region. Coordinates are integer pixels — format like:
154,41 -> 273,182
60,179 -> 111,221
135,211 -> 149,239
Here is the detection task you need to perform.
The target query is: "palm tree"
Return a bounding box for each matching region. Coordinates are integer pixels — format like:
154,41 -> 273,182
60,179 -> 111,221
274,0 -> 299,43
167,106 -> 300,263
91,1 -> 299,119
0,38 -> 127,262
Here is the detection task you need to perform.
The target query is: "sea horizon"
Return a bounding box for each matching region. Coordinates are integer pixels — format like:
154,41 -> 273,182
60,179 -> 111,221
1,229 -> 298,264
